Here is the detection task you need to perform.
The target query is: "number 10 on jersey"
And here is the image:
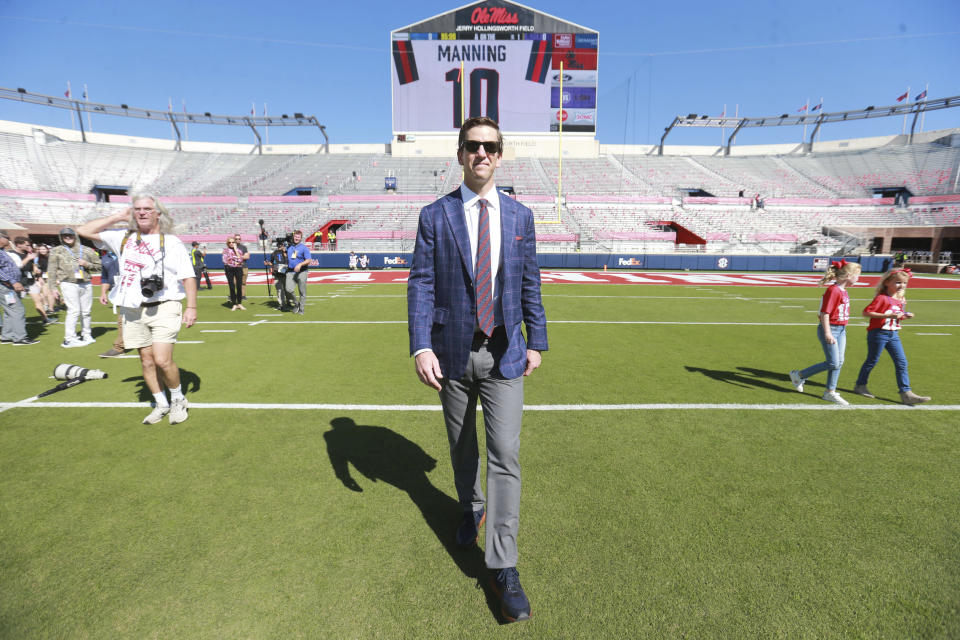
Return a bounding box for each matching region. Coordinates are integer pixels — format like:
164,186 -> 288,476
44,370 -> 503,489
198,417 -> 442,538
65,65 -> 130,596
445,67 -> 500,128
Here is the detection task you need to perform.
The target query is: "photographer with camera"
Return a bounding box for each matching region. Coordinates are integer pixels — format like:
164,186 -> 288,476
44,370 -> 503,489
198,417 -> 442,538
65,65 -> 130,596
77,194 -> 197,425
264,237 -> 293,311
285,230 -> 311,315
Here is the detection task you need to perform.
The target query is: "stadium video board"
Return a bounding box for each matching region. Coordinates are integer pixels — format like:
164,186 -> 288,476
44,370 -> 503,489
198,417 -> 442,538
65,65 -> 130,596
391,1 -> 598,134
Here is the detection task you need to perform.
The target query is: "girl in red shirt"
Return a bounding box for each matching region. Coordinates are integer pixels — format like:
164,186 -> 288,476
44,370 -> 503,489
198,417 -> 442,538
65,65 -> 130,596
853,268 -> 930,404
789,260 -> 862,405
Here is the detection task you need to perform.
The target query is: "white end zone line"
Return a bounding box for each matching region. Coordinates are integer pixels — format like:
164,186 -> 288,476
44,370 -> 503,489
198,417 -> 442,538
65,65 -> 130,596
2,401 -> 958,412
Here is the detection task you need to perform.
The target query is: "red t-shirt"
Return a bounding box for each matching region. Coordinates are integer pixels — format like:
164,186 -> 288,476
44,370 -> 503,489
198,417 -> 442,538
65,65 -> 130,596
864,294 -> 904,331
819,285 -> 850,325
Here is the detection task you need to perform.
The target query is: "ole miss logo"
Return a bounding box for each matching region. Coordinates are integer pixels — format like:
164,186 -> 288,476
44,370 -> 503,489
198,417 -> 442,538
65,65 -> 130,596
470,7 -> 519,24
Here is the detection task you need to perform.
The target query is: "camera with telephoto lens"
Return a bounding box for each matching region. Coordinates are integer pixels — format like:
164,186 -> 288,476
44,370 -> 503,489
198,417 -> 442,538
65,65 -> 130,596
141,274 -> 164,298
53,363 -> 108,381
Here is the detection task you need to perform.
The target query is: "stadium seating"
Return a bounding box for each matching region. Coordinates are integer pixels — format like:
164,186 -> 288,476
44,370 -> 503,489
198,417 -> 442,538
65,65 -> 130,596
1,124 -> 958,255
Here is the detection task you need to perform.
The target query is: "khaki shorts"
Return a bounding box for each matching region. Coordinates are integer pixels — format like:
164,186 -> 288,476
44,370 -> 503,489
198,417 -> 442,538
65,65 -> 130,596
121,300 -> 183,349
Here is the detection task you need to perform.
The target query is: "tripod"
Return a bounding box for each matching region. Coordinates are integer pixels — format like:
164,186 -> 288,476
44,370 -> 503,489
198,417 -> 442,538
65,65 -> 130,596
258,219 -> 272,299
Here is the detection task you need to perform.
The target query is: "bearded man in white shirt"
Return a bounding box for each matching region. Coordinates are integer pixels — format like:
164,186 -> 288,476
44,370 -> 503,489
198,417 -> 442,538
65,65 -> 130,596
78,195 -> 197,425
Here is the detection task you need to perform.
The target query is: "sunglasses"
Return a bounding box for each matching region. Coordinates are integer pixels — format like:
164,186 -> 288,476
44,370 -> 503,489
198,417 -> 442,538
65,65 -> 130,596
460,140 -> 500,154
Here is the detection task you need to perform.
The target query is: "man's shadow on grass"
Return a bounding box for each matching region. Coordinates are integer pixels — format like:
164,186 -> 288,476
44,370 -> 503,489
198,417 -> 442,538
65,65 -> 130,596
323,417 -> 502,620
685,365 -> 808,393
123,368 -> 201,402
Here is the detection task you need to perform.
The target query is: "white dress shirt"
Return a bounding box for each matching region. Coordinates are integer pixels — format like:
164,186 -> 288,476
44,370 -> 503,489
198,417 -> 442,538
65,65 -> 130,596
460,183 -> 501,295
460,183 -> 504,328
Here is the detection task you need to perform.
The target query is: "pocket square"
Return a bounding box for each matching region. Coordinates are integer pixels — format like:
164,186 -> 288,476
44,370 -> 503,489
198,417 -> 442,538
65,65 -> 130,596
515,235 -> 523,240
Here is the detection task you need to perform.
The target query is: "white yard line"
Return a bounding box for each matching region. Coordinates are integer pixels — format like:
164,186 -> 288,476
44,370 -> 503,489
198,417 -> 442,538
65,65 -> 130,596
2,401 -> 958,412
0,396 -> 38,414
85,319 -> 960,327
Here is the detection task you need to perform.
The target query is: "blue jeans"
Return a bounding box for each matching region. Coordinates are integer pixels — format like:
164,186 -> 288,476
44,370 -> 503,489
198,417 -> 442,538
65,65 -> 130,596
856,330 -> 911,392
799,324 -> 846,391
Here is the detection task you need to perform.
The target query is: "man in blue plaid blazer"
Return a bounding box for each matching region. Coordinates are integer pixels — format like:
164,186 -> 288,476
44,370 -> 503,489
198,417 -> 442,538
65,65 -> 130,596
407,117 -> 547,623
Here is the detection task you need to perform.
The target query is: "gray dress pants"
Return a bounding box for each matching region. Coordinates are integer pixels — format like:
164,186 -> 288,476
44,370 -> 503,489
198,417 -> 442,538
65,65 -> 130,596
439,329 -> 524,569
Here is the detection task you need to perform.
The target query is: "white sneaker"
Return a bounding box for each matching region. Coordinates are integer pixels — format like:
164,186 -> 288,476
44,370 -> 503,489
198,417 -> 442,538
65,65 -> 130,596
79,334 -> 95,345
168,398 -> 189,425
61,337 -> 83,348
789,370 -> 805,392
822,390 -> 849,406
143,405 -> 170,424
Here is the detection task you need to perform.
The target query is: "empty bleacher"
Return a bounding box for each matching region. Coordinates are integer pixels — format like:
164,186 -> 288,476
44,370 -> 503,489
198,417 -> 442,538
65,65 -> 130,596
1,123 -> 958,255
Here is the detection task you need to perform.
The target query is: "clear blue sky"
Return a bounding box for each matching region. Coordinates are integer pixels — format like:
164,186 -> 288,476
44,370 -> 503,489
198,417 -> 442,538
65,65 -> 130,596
1,0 -> 958,148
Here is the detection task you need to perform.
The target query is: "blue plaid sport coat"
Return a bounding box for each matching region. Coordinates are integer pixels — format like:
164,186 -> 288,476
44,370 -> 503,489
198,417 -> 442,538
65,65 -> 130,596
407,188 -> 548,381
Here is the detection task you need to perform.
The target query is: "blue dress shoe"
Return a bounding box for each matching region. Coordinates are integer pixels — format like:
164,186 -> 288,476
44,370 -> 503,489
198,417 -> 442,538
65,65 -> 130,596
490,567 -> 531,622
455,507 -> 485,548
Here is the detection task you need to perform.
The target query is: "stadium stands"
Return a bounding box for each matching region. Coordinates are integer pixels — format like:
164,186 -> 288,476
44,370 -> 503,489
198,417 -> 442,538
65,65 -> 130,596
1,122 -> 958,256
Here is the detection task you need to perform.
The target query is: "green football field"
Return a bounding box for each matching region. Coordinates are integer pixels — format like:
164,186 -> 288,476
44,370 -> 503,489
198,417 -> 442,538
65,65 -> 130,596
2,274 -> 958,638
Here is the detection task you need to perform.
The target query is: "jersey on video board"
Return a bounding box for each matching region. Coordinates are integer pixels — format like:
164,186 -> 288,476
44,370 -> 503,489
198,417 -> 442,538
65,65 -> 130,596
391,2 -> 597,134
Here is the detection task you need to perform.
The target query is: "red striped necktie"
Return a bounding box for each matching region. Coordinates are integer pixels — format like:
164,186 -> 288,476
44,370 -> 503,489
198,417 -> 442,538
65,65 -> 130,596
475,199 -> 494,337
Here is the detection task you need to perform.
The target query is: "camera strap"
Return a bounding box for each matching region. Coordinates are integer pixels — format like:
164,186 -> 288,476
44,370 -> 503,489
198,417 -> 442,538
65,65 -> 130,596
133,231 -> 165,282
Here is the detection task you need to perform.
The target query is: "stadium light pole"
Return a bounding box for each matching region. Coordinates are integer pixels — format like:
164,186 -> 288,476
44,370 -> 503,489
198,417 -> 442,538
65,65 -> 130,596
245,117 -> 263,154
659,117 -> 679,156
167,113 -> 182,151
0,87 -> 327,151
72,99 -> 87,143
806,113 -> 826,153
725,119 -> 747,156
